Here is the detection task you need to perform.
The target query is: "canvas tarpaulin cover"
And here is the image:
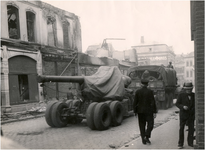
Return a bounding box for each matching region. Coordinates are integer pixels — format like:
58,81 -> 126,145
82,66 -> 125,101
128,65 -> 177,86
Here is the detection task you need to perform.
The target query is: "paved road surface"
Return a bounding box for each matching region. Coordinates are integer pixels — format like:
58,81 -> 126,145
1,106 -> 179,149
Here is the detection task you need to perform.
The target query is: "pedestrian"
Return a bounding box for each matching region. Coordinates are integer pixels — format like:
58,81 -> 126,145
67,87 -> 74,100
175,82 -> 195,149
133,79 -> 157,145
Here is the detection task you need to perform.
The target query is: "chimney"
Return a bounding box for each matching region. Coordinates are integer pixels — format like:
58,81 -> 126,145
141,36 -> 144,44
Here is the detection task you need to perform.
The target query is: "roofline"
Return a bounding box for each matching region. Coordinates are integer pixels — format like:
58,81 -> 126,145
131,44 -> 169,48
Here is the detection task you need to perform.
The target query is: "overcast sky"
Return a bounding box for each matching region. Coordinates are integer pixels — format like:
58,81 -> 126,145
43,0 -> 194,55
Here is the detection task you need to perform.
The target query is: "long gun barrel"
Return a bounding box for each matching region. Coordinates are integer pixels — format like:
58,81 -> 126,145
37,75 -> 84,84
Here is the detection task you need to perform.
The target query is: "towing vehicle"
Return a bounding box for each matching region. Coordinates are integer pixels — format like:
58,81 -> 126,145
127,65 -> 178,109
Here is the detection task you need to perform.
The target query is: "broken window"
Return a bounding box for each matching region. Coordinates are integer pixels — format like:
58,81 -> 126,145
47,17 -> 57,47
26,11 -> 35,42
63,21 -> 70,49
7,5 -> 20,39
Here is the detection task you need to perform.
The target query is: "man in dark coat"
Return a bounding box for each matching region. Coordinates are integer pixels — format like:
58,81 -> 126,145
133,79 -> 157,145
176,82 -> 195,149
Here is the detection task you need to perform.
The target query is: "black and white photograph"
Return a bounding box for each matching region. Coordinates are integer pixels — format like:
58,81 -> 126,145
1,0 -> 204,149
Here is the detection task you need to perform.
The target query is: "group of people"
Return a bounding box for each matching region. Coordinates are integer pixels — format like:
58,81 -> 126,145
133,79 -> 195,149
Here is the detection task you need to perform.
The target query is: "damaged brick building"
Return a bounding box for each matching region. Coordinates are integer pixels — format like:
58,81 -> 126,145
1,1 -> 82,112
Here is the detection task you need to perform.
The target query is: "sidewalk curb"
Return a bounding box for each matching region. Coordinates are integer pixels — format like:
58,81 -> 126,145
1,113 -> 45,125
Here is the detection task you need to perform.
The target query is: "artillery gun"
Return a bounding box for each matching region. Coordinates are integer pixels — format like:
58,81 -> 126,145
38,66 -> 134,130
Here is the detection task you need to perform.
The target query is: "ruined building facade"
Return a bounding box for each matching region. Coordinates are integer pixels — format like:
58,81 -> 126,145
1,1 -> 82,112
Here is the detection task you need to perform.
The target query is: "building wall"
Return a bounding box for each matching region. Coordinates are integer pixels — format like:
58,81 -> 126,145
132,44 -> 175,66
42,61 -> 76,100
184,54 -> 195,85
175,54 -> 185,86
191,1 -> 204,149
112,51 -> 124,60
1,1 -> 41,42
1,1 -> 82,112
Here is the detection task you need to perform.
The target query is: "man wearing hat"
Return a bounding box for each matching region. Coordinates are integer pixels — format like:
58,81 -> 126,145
176,82 -> 195,149
133,79 -> 157,145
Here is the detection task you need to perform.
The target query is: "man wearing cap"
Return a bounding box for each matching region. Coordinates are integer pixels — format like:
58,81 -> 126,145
176,82 -> 195,149
133,79 -> 157,145
167,61 -> 174,69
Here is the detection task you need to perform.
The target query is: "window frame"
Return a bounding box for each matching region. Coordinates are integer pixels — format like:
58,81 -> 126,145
26,11 -> 36,42
62,20 -> 70,49
186,61 -> 189,67
190,60 -> 193,66
7,5 -> 21,39
186,71 -> 189,77
47,16 -> 57,47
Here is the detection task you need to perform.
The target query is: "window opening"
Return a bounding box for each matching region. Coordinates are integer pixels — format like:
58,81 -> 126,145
63,21 -> 70,49
186,71 -> 189,77
26,11 -> 35,42
47,17 -> 57,46
7,5 -> 20,39
190,70 -> 193,77
190,60 -> 192,66
18,75 -> 29,102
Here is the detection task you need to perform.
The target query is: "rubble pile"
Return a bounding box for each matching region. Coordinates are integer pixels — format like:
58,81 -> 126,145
1,103 -> 46,122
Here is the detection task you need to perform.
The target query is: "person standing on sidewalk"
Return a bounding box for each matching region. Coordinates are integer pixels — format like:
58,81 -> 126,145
176,82 -> 195,149
133,79 -> 157,145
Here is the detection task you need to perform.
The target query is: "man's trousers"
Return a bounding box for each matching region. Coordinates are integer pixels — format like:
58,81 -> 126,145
138,113 -> 154,139
178,116 -> 195,146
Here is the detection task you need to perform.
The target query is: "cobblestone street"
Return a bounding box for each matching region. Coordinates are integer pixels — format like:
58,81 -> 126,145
1,106 -> 178,149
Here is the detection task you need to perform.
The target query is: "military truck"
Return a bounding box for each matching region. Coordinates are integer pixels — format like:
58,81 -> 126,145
38,66 -> 134,130
127,65 -> 177,110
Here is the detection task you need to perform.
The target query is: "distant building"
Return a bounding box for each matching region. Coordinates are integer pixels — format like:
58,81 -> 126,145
85,41 -> 138,70
171,52 -> 194,87
132,43 -> 175,66
86,43 -> 114,58
183,52 -> 195,85
175,54 -> 185,86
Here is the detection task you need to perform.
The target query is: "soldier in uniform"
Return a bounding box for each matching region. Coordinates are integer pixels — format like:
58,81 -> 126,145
167,61 -> 174,69
133,79 -> 157,145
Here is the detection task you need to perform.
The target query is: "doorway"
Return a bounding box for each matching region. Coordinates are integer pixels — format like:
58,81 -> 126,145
8,56 -> 39,105
18,75 -> 29,101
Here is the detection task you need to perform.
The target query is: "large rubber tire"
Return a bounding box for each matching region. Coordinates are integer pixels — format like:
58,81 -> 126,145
86,102 -> 98,130
110,101 -> 124,126
45,101 -> 58,127
94,103 -> 111,131
105,100 -> 112,106
51,102 -> 69,127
